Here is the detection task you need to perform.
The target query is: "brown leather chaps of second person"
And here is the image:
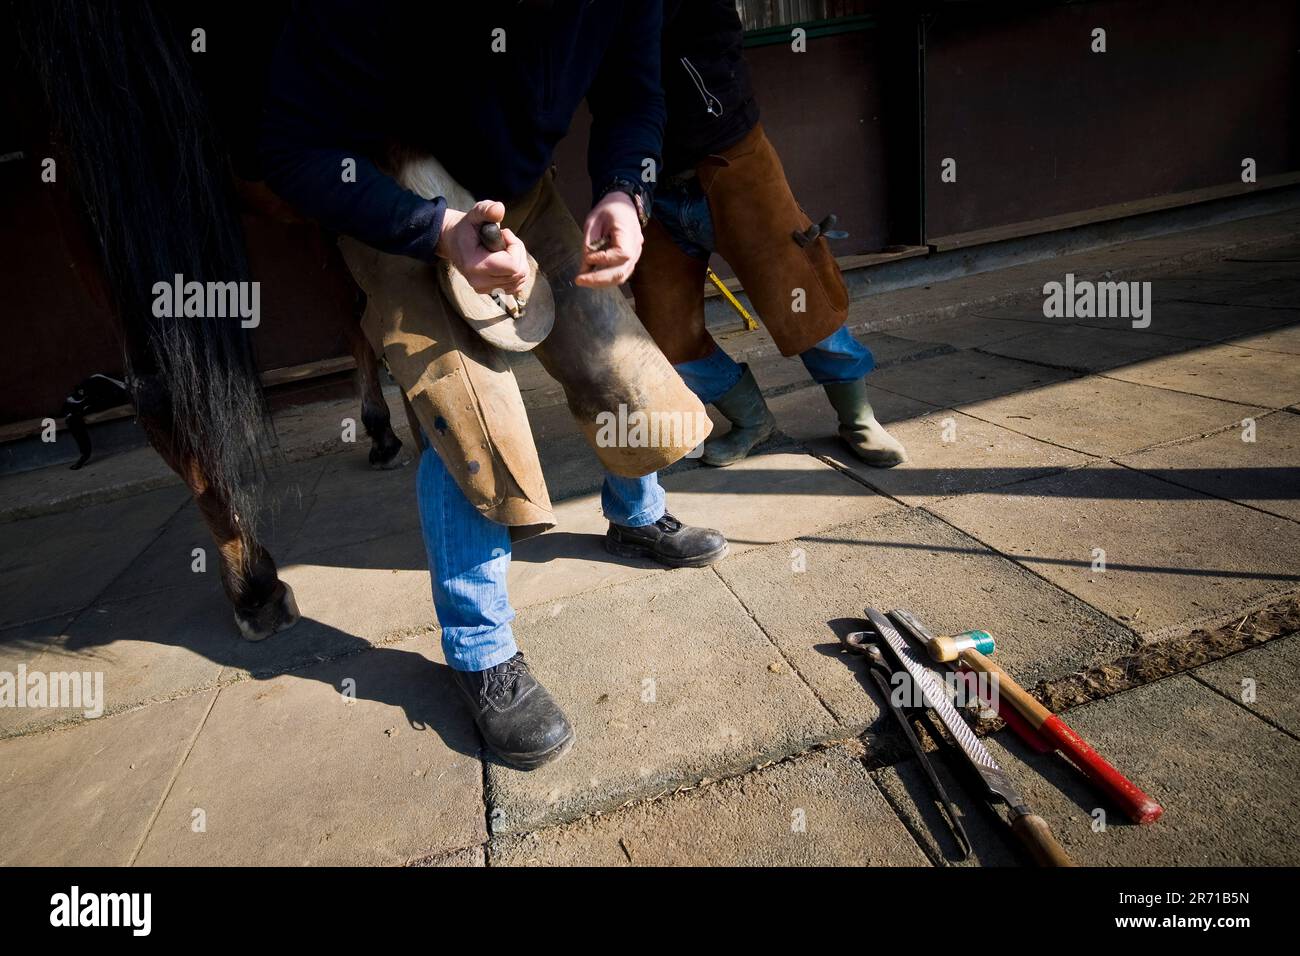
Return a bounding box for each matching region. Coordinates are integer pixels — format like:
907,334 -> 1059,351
631,123 -> 848,365
339,163 -> 710,542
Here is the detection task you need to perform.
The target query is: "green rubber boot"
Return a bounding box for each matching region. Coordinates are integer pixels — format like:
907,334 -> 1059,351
822,378 -> 908,467
701,364 -> 777,467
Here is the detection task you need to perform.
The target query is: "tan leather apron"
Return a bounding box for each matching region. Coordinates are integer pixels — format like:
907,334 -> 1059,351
339,162 -> 710,541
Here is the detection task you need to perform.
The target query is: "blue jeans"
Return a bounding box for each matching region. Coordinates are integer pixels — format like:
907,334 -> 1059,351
653,178 -> 875,405
676,327 -> 875,404
416,445 -> 665,671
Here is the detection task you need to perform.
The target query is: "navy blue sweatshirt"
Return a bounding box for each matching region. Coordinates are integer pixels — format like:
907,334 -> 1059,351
661,0 -> 758,175
258,0 -> 664,260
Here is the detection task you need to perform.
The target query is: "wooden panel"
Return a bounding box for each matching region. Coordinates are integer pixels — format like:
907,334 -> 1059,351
924,0 -> 1300,239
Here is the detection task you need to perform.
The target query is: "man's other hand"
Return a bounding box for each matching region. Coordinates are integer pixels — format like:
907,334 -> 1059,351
437,200 -> 529,296
576,191 -> 643,288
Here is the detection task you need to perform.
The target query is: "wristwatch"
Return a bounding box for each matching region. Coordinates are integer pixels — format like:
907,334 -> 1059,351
597,178 -> 651,227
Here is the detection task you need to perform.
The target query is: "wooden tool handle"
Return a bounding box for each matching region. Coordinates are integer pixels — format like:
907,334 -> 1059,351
478,221 -> 506,253
1040,715 -> 1164,824
963,649 -> 1164,825
960,649 -> 1053,723
1011,811 -> 1075,867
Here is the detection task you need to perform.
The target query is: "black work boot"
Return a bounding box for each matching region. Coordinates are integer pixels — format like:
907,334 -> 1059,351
451,653 -> 575,770
701,364 -> 777,467
605,513 -> 729,568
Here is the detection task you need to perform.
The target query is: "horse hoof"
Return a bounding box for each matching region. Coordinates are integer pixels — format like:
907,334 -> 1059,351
369,438 -> 409,470
233,581 -> 301,642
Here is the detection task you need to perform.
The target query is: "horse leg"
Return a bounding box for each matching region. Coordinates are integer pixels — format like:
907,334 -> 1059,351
348,301 -> 406,469
136,377 -> 300,640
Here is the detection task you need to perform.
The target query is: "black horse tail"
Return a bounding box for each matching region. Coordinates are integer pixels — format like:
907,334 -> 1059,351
16,0 -> 271,549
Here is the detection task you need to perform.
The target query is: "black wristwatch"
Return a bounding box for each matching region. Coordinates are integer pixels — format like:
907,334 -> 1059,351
597,178 -> 651,227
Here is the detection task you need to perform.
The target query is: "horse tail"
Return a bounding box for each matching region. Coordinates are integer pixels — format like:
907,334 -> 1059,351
16,0 -> 271,548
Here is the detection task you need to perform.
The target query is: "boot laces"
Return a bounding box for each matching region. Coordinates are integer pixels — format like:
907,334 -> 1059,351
481,654 -> 529,705
654,513 -> 683,534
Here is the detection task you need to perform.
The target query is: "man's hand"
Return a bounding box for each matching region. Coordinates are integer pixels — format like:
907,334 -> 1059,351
576,191 -> 643,288
437,200 -> 529,296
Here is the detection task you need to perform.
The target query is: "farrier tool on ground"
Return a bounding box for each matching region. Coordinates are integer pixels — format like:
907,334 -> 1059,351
861,608 -> 1076,866
841,631 -> 972,860
888,611 -> 1054,751
889,608 -> 1164,825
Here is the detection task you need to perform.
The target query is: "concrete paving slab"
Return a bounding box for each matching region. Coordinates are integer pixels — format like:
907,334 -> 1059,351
801,408 -> 1094,506
928,464 -> 1300,638
5,588 -> 231,734
714,507 -> 1135,730
890,315 -> 1052,350
1154,276 -> 1297,308
1229,321 -> 1300,355
483,569 -> 840,835
259,447 -> 886,677
979,324 -> 1203,373
877,675 -> 1300,866
0,614 -> 79,737
0,444 -> 180,523
1118,409 -> 1300,522
411,845 -> 487,866
661,449 -> 891,548
509,449 -> 892,610
1168,258 -> 1300,280
102,493 -> 317,603
0,690 -> 215,866
960,375 -> 1265,458
287,455 -> 421,560
1228,242 -> 1300,261
135,632 -> 485,865
1194,636 -> 1300,737
768,384 -> 936,448
1104,343 -> 1300,408
99,503 -> 235,599
490,744 -> 929,866
0,485 -> 190,628
975,300 -> 1298,341
1150,303 -> 1300,342
268,533 -> 435,670
865,350 -> 1077,410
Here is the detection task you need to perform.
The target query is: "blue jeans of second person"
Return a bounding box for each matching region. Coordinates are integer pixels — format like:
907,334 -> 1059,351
651,177 -> 875,405
677,326 -> 875,404
416,444 -> 665,671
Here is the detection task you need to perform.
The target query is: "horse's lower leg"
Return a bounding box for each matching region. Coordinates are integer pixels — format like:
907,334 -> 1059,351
193,479 -> 300,641
136,384 -> 299,640
348,310 -> 405,469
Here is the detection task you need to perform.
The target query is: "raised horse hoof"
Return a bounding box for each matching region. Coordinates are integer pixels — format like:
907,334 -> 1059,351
233,581 -> 301,642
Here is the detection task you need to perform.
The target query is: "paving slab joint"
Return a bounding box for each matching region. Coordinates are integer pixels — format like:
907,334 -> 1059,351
126,686 -> 220,866
1028,594 -> 1300,721
708,565 -> 848,726
1188,665 -> 1300,746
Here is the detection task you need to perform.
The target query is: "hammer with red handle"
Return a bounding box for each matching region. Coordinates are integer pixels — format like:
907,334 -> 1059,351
890,610 -> 1164,825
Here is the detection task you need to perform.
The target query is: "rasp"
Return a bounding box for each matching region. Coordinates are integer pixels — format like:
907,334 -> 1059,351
864,607 -> 1075,867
